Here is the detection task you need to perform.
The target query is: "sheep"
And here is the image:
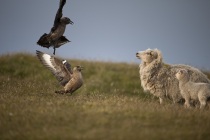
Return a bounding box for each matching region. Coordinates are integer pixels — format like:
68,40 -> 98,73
136,48 -> 210,104
176,69 -> 210,109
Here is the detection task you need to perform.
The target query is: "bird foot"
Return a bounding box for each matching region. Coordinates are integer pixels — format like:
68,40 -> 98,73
53,48 -> 56,55
55,90 -> 66,94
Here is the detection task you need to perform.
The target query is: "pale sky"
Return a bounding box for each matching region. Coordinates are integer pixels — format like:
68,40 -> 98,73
0,0 -> 210,69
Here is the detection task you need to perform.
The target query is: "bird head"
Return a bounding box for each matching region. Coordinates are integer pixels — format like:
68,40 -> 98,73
61,17 -> 74,25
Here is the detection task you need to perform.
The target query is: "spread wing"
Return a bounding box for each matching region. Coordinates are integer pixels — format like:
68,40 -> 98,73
36,50 -> 72,86
37,33 -> 51,47
51,0 -> 66,32
55,36 -> 70,47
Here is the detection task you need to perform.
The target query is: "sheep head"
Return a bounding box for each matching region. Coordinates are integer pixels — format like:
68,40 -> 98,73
136,48 -> 162,64
176,69 -> 189,81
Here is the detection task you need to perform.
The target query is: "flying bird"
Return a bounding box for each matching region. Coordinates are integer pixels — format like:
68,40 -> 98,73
36,50 -> 83,95
37,0 -> 73,55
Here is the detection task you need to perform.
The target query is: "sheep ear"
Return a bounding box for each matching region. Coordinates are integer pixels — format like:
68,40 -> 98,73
150,50 -> 157,58
184,69 -> 188,73
179,69 -> 187,74
154,49 -> 162,61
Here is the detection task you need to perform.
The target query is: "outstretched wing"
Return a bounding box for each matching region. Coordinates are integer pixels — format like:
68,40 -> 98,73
54,36 -> 70,48
51,0 -> 66,32
37,33 -> 51,47
36,50 -> 71,86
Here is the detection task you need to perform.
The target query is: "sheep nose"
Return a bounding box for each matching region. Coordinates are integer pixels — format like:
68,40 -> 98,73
136,52 -> 139,56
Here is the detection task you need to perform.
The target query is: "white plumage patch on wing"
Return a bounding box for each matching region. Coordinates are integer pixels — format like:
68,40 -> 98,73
42,54 -> 56,70
62,60 -> 67,64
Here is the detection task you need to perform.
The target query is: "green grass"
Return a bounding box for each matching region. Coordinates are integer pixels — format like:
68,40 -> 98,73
0,53 -> 210,140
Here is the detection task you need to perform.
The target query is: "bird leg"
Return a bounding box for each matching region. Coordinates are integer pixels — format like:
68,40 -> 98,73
53,47 -> 56,55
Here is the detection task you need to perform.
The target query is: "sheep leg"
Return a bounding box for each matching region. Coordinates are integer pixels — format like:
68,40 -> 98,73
200,102 -> 206,109
159,97 -> 163,104
184,97 -> 191,108
199,96 -> 207,109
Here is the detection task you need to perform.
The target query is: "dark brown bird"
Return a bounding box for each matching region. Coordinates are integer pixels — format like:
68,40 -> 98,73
36,50 -> 83,95
37,0 -> 73,55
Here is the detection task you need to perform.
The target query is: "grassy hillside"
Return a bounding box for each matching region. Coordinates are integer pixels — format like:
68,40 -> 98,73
0,53 -> 210,140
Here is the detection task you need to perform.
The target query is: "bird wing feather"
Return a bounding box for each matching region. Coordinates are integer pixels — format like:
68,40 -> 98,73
51,0 -> 66,32
36,50 -> 72,86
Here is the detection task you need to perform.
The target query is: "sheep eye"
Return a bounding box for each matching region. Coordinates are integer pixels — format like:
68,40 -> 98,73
146,52 -> 152,55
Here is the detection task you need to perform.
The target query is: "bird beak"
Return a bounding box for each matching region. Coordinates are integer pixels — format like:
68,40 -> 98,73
70,20 -> 74,25
80,66 -> 84,70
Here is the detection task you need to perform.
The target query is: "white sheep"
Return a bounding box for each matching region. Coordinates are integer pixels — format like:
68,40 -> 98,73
176,69 -> 210,109
136,48 -> 210,104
